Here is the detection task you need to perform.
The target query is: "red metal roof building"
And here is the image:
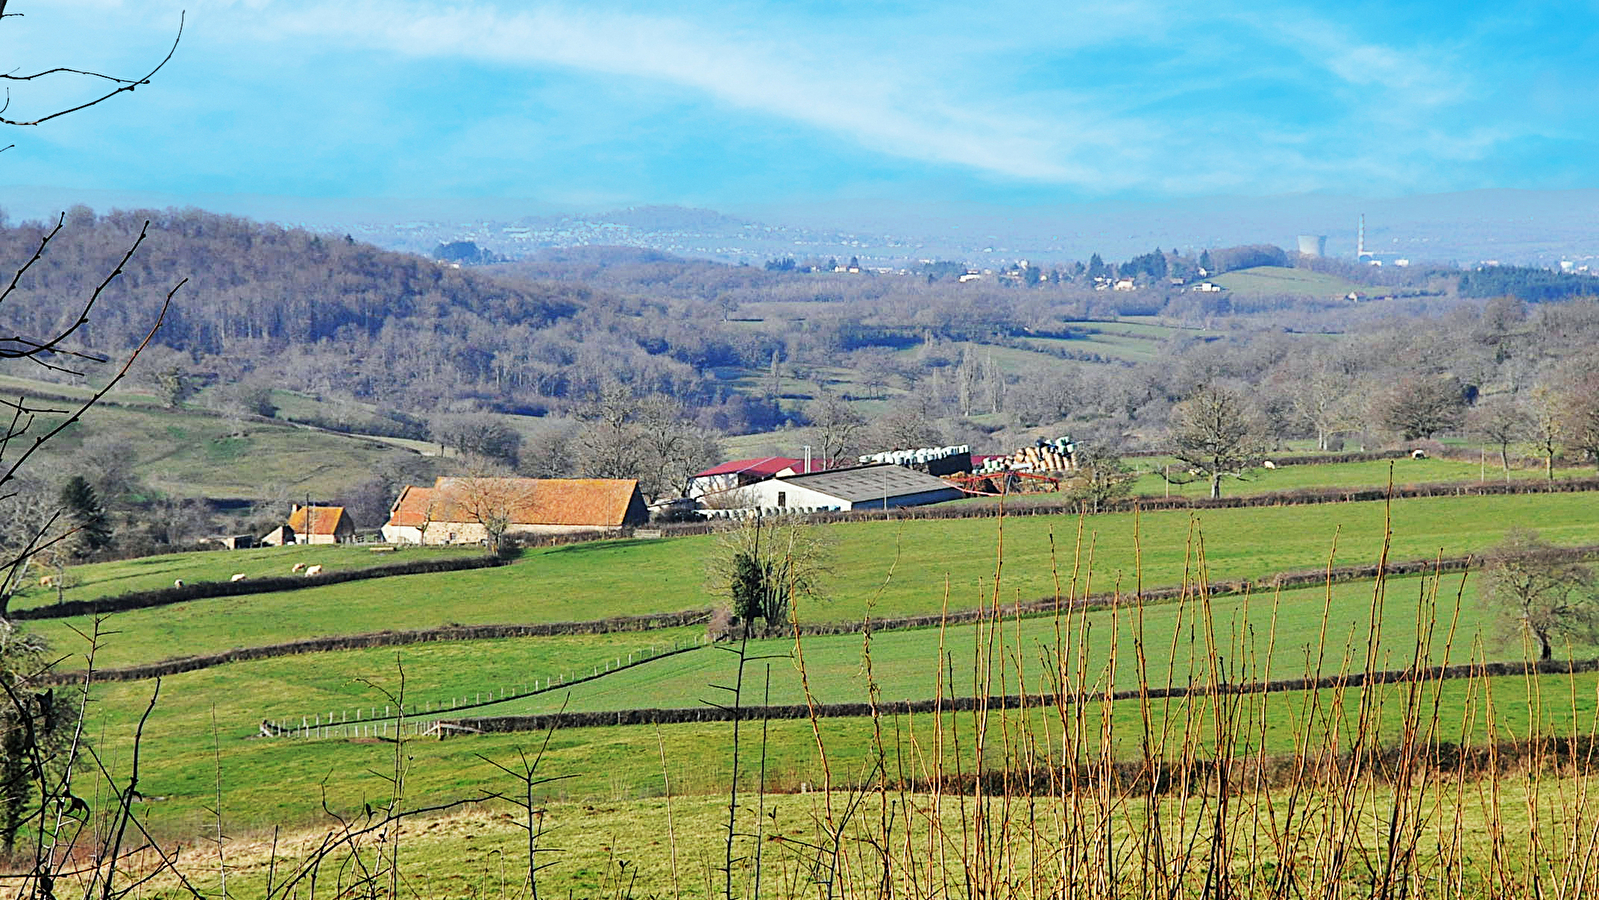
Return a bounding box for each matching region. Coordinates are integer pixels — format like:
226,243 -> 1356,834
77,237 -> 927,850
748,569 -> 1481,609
688,457 -> 827,498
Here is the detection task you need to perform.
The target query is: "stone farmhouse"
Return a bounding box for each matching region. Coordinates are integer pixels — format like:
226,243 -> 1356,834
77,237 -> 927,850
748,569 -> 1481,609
381,476 -> 648,545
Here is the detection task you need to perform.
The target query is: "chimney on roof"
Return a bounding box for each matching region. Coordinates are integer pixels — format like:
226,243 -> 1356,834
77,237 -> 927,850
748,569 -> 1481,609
804,444 -> 812,472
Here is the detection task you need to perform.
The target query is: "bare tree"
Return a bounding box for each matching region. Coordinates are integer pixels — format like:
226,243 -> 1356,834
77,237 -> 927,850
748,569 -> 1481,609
1468,394 -> 1531,481
1559,366 -> 1599,472
572,387 -> 719,501
574,382 -> 644,481
0,6 -> 193,895
1373,374 -> 1467,441
430,412 -> 523,467
806,391 -> 866,468
636,395 -> 722,501
1010,367 -> 1081,428
1065,444 -> 1137,513
1480,529 -> 1599,661
1166,383 -> 1268,499
705,516 -> 831,634
1288,360 -> 1364,451
1529,383 -> 1565,481
443,463 -> 530,553
870,401 -> 942,452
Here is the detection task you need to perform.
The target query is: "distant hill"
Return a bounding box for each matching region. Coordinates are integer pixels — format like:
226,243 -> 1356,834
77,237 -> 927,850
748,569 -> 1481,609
1211,266 -> 1368,301
590,205 -> 754,232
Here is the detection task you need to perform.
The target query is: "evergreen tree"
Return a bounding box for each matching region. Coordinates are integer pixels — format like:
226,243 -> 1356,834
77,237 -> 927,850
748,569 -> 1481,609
58,476 -> 111,557
1199,249 -> 1213,273
1087,253 -> 1107,279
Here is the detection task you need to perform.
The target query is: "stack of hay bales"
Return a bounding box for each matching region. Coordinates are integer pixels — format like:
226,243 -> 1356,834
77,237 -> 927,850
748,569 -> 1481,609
974,437 -> 1076,474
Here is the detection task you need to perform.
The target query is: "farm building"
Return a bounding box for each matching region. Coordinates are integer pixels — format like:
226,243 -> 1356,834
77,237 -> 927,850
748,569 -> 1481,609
262,505 -> 355,546
735,463 -> 963,511
259,525 -> 295,546
381,477 -> 648,544
687,457 -> 825,498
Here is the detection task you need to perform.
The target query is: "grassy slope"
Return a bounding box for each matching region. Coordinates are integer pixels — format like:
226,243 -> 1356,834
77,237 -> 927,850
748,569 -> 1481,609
2,388 -> 418,501
143,773 -> 1583,899
1211,265 -> 1365,300
31,491 -> 1599,668
11,543 -> 480,610
90,663 -> 1599,839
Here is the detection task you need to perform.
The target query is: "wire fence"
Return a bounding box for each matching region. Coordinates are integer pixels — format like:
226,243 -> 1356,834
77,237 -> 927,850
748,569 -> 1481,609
261,631 -> 713,740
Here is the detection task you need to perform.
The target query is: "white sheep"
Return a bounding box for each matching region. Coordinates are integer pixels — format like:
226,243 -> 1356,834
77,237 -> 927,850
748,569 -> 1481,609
291,562 -> 307,573
174,579 -> 185,588
304,564 -> 323,577
1262,459 -> 1277,469
230,573 -> 248,582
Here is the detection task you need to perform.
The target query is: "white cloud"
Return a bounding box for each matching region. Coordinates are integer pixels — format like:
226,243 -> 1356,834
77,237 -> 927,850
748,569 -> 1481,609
237,0 -> 1147,183
38,0 -> 1541,198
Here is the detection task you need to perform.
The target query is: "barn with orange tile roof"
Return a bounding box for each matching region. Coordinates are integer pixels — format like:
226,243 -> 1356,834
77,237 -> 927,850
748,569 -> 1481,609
261,504 -> 357,546
381,477 -> 647,544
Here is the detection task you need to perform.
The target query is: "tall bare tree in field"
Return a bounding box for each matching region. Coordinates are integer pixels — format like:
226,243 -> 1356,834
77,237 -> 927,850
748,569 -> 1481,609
806,391 -> 866,468
1481,530 -> 1599,661
1167,383 -> 1267,499
1469,394 -> 1531,482
1529,383 -> 1565,480
1559,366 -> 1599,472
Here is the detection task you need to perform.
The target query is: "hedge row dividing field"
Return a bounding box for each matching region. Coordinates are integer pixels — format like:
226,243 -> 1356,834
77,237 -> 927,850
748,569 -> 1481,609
436,656 -> 1599,737
40,609 -> 713,684
30,491 -> 1599,670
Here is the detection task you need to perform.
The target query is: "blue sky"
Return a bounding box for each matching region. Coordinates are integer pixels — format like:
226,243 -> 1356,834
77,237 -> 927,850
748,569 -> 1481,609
2,0 -> 1597,215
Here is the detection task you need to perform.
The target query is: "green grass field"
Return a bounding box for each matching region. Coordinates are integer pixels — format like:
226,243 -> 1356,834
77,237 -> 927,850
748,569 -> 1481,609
1122,456 -> 1592,498
11,543 -> 480,611
83,657 -> 1599,841
33,486 -> 1599,895
370,571 -> 1521,721
1210,265 -> 1365,300
29,491 -> 1599,670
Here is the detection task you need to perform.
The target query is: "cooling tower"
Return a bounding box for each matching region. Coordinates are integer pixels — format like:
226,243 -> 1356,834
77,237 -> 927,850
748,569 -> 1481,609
1297,234 -> 1328,257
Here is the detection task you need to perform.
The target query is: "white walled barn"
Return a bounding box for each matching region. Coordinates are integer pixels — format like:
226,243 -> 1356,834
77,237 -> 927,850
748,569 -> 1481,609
736,464 -> 963,511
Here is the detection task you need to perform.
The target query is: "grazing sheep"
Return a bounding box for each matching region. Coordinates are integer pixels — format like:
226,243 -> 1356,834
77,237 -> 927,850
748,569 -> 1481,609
230,573 -> 248,582
1262,460 -> 1277,469
174,579 -> 185,588
39,575 -> 55,587
304,564 -> 323,577
1411,448 -> 1428,459
291,562 -> 307,573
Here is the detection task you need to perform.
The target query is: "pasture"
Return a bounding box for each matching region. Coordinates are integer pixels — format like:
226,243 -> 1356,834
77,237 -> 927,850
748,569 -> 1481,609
22,458 -> 1599,897
1210,265 -> 1366,300
11,542 -> 479,610
28,491 -> 1599,669
33,491 -> 1599,670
